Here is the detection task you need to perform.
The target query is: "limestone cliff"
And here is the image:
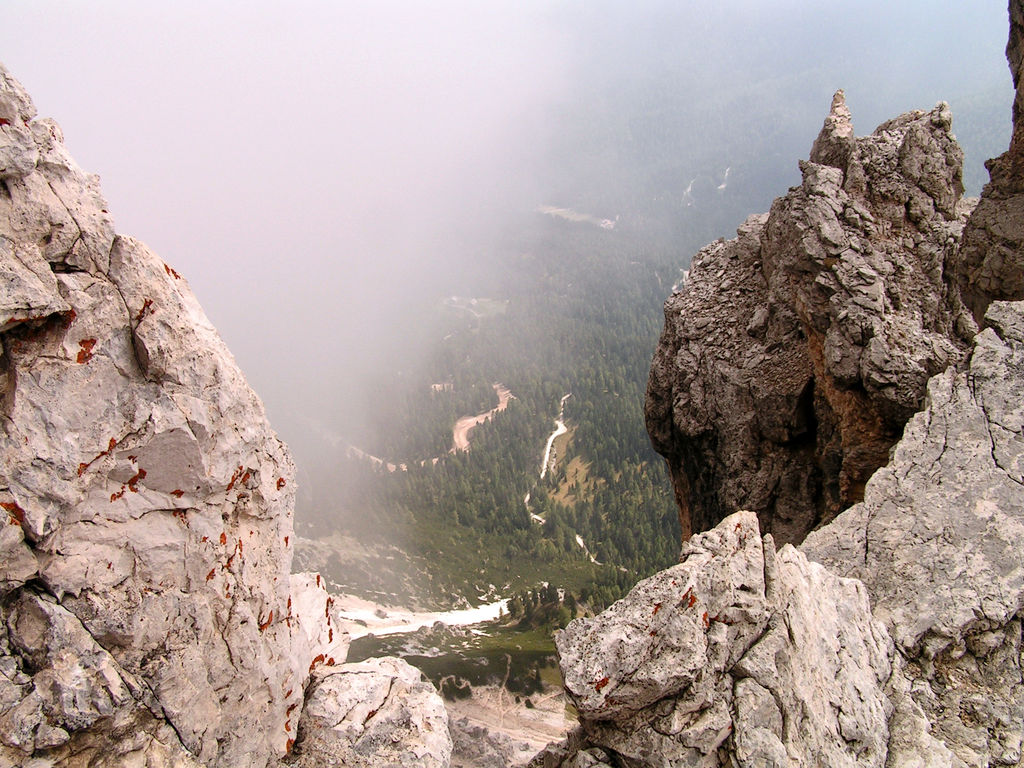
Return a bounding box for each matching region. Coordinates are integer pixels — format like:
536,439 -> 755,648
0,65 -> 450,768
538,3 -> 1024,767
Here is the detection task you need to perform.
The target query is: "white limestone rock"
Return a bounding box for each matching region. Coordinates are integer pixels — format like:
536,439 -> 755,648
804,299 -> 1024,767
557,511 -> 770,721
291,655 -> 453,768
551,511 -> 892,767
289,571 -> 351,683
0,236 -> 68,332
0,590 -> 204,767
0,62 -> 335,767
0,68 -> 38,179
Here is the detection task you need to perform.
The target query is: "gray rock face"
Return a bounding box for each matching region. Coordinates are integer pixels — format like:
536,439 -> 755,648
546,510 -> 893,767
0,62 -> 350,767
804,299 -> 1024,768
646,91 -> 974,545
955,0 -> 1024,323
290,656 -> 453,768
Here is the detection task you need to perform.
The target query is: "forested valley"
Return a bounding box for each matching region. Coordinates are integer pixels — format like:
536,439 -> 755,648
297,209 -> 694,612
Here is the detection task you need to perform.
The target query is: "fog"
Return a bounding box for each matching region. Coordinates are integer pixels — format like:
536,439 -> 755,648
0,1 -> 1011,506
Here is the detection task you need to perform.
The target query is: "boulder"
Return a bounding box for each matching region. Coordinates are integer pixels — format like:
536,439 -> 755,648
290,656 -> 453,768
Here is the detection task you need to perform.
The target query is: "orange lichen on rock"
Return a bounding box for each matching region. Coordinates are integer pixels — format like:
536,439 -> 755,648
79,437 -> 119,476
226,465 -> 244,491
679,587 -> 698,610
135,298 -> 154,324
126,467 -> 147,492
76,338 -> 97,363
1,501 -> 25,525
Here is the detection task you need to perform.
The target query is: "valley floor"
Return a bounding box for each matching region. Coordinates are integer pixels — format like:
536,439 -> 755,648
448,684 -> 575,767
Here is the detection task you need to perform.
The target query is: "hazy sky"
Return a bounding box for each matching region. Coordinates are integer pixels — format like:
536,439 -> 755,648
0,1 -> 1012,457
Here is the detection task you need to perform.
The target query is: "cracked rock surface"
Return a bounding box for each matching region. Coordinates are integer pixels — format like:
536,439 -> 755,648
0,62 -> 369,767
646,90 -> 974,545
804,299 -> 1024,767
289,656 -> 453,768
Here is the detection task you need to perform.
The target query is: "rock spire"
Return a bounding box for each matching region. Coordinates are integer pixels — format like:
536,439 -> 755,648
646,92 -> 973,545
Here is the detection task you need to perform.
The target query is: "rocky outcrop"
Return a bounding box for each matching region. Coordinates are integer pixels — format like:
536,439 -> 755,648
546,5 -> 1024,767
955,1 -> 1024,322
0,63 -> 456,768
536,510 -> 893,767
544,301 -> 1024,765
646,91 -> 975,544
804,299 -> 1024,767
290,656 -> 453,768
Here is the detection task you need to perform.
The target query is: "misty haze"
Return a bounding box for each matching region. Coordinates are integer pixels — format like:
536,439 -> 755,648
1,0 -> 1020,764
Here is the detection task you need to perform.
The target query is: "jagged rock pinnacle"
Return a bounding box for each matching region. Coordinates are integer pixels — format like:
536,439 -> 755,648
646,96 -> 971,545
809,89 -> 854,170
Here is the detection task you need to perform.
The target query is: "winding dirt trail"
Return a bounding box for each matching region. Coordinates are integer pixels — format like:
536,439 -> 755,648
539,393 -> 571,478
347,383 -> 514,471
451,384 -> 513,452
